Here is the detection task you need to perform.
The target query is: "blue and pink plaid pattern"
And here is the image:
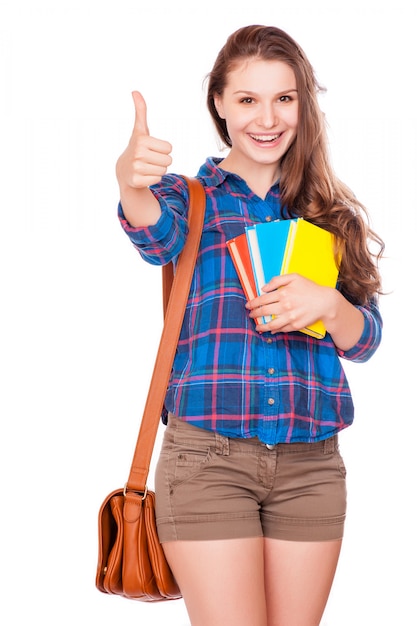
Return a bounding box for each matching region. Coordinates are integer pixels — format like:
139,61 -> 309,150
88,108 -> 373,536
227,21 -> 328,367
118,158 -> 382,445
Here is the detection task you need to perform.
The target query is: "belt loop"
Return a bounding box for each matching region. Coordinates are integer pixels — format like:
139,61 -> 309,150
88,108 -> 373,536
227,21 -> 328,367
323,435 -> 337,454
215,433 -> 230,456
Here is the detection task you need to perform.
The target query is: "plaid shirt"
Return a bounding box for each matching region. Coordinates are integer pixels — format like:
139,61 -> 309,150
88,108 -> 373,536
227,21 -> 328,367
118,158 -> 382,444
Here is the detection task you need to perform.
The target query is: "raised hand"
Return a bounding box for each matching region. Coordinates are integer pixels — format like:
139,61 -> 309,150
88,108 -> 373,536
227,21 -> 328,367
116,91 -> 173,191
116,91 -> 173,226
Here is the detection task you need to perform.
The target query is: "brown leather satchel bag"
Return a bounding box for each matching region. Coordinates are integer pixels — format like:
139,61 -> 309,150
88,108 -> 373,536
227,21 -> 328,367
96,177 -> 206,601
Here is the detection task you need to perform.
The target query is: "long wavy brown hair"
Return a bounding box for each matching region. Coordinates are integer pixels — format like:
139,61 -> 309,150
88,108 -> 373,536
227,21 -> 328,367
207,25 -> 384,305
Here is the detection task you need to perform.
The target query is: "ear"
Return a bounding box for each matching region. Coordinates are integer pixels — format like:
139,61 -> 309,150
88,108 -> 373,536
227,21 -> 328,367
213,93 -> 225,119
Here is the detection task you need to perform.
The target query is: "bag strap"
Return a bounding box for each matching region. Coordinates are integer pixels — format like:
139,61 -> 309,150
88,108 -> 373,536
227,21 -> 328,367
126,176 -> 206,493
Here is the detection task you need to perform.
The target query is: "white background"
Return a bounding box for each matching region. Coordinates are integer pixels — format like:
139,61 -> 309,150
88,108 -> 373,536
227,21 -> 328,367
1,1 -> 415,624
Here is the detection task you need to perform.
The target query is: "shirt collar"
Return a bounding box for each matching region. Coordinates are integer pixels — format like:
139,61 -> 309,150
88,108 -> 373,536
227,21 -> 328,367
196,157 -> 230,187
197,157 -> 280,193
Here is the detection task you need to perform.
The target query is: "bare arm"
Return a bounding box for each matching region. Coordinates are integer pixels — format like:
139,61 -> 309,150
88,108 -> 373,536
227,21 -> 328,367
319,287 -> 364,351
116,91 -> 173,227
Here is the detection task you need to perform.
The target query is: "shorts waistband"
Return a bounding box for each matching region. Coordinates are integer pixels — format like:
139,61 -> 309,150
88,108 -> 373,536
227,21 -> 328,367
261,436 -> 337,454
167,413 -> 338,454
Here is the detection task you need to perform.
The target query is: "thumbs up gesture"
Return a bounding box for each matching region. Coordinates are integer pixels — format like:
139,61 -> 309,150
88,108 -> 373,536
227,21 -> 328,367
116,91 -> 173,191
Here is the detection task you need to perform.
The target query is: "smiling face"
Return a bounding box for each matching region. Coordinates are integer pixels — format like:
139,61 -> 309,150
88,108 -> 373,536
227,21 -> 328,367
214,58 -> 299,182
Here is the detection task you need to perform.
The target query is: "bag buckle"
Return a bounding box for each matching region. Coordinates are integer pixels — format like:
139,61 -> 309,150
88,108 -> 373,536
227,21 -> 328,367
123,483 -> 148,500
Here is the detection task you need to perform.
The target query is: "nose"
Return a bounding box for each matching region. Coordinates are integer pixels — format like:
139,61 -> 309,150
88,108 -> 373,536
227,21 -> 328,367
257,103 -> 278,128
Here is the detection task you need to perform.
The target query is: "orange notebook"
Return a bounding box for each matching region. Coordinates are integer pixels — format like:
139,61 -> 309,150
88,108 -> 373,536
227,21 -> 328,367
226,233 -> 261,325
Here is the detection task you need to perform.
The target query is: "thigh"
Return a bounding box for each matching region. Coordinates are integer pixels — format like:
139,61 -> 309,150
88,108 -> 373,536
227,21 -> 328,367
264,537 -> 342,626
163,538 -> 268,626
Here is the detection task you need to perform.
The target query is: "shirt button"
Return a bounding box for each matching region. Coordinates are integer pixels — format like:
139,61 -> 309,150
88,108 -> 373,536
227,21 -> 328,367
268,398 -> 275,405
268,368 -> 275,375
265,215 -> 272,222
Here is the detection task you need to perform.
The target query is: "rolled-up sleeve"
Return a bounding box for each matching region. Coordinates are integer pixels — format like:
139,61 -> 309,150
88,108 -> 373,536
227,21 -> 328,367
336,300 -> 383,363
117,181 -> 189,266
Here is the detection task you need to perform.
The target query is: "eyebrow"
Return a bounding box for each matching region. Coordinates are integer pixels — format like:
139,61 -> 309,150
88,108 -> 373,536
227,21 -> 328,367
233,88 -> 298,97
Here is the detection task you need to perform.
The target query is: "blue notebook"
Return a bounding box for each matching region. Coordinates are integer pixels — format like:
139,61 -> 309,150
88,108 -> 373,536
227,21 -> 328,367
246,220 -> 294,286
245,219 -> 294,322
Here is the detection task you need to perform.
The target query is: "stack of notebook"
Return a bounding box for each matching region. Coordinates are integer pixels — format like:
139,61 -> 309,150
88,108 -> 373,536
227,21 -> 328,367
226,218 -> 340,339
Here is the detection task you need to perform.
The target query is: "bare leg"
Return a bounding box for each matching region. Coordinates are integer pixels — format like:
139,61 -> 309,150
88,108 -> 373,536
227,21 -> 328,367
264,538 -> 342,626
163,537 -> 341,625
163,537 -> 268,626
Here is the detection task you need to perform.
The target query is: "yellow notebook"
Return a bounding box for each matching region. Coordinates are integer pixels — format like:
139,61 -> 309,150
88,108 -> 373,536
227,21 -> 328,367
281,219 -> 340,339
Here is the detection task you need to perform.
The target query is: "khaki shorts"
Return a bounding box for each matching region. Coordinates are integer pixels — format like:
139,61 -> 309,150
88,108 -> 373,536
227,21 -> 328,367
155,415 -> 347,542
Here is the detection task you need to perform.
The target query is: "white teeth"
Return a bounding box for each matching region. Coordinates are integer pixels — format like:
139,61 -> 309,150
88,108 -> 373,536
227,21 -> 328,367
250,134 -> 279,142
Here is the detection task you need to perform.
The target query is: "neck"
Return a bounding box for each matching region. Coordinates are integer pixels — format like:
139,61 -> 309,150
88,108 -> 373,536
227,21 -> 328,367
219,156 -> 280,199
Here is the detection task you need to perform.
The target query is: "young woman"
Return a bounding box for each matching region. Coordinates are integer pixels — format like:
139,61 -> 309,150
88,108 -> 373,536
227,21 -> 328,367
116,25 -> 384,626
